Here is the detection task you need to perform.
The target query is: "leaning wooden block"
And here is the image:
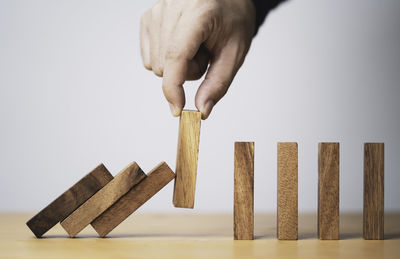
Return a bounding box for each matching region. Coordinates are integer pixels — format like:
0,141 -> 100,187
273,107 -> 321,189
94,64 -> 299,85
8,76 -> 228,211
60,162 -> 146,237
318,142 -> 340,240
234,142 -> 254,240
173,110 -> 201,209
26,164 -> 113,238
364,143 -> 384,240
277,142 -> 298,240
91,162 -> 175,237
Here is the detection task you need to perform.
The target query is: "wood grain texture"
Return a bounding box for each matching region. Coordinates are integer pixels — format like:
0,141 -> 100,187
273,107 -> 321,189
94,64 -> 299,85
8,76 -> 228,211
318,142 -> 340,240
92,162 -> 175,237
26,164 -> 113,238
173,110 -> 201,209
234,142 -> 254,240
60,162 -> 146,237
277,142 -> 298,240
363,143 -> 384,240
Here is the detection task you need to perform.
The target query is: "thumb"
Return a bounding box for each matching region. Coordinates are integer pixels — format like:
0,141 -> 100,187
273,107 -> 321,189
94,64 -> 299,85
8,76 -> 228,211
195,42 -> 243,119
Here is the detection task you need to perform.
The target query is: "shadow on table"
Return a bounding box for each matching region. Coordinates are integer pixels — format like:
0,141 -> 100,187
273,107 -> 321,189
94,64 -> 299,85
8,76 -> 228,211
298,232 -> 318,240
36,234 -> 99,239
106,232 -> 232,239
385,233 -> 400,240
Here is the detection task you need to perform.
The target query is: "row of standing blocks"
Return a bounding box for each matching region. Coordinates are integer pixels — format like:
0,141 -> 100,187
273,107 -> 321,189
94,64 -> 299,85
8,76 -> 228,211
26,111 -> 384,240
234,142 -> 384,240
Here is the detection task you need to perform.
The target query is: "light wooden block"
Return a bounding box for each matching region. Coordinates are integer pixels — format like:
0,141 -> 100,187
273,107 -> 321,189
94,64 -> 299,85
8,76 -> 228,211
363,143 -> 384,240
277,142 -> 298,240
92,162 -> 175,237
173,110 -> 201,209
318,142 -> 340,240
234,142 -> 254,240
26,164 -> 113,238
60,162 -> 146,237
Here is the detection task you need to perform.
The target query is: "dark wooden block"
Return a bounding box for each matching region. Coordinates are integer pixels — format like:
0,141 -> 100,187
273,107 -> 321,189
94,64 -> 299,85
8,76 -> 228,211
364,143 -> 384,240
91,162 -> 175,237
173,110 -> 201,208
318,142 -> 340,240
26,164 -> 113,237
60,162 -> 146,237
277,142 -> 298,240
234,142 -> 254,240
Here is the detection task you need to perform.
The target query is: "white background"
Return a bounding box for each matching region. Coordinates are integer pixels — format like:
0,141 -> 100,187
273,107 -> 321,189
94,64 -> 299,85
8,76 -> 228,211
1,0 -> 399,213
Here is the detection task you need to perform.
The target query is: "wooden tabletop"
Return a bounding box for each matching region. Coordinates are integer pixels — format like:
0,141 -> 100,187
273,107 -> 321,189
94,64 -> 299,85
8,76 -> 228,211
1,213 -> 399,258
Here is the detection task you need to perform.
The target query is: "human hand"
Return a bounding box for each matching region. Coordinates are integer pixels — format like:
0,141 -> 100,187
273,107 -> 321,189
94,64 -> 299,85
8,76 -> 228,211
140,0 -> 255,119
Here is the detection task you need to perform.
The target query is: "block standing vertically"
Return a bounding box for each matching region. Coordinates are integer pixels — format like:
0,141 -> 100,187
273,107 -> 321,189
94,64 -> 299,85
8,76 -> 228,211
318,142 -> 340,240
234,142 -> 254,240
364,143 -> 384,240
277,142 -> 298,240
173,110 -> 201,208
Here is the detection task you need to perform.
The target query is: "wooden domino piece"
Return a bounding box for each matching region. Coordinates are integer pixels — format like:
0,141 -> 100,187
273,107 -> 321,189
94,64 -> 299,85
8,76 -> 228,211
318,142 -> 340,240
91,162 -> 175,237
173,110 -> 201,209
26,164 -> 113,238
234,142 -> 254,240
363,143 -> 384,240
60,162 -> 146,237
277,142 -> 298,240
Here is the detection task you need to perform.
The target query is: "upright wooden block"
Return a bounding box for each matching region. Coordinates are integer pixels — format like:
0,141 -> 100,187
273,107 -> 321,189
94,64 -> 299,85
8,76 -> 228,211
91,162 -> 175,237
26,164 -> 113,238
173,110 -> 201,209
364,143 -> 384,240
277,142 -> 298,240
234,142 -> 254,240
318,142 -> 340,240
60,162 -> 146,237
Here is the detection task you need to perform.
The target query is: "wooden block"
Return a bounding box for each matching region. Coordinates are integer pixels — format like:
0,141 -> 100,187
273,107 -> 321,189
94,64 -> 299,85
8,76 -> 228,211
363,143 -> 384,240
234,142 -> 254,240
26,164 -> 113,238
173,110 -> 201,209
318,142 -> 340,240
277,142 -> 298,240
60,162 -> 146,237
91,162 -> 175,237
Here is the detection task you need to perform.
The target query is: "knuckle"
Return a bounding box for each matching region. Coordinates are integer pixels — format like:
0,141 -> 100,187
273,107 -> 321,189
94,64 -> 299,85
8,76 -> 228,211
165,47 -> 182,61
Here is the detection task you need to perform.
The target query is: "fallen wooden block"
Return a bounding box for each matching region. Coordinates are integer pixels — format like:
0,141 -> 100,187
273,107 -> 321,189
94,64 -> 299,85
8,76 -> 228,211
60,162 -> 146,237
234,142 -> 254,240
26,164 -> 113,238
173,110 -> 201,209
91,162 -> 175,237
363,143 -> 384,240
277,142 -> 298,240
318,142 -> 340,240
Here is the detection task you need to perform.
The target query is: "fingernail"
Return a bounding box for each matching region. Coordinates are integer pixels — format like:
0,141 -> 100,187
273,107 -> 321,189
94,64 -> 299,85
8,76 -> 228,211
200,100 -> 214,120
169,102 -> 181,117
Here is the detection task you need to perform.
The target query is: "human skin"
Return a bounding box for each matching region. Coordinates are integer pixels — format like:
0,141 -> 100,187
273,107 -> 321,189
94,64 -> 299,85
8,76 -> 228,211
140,0 -> 256,119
